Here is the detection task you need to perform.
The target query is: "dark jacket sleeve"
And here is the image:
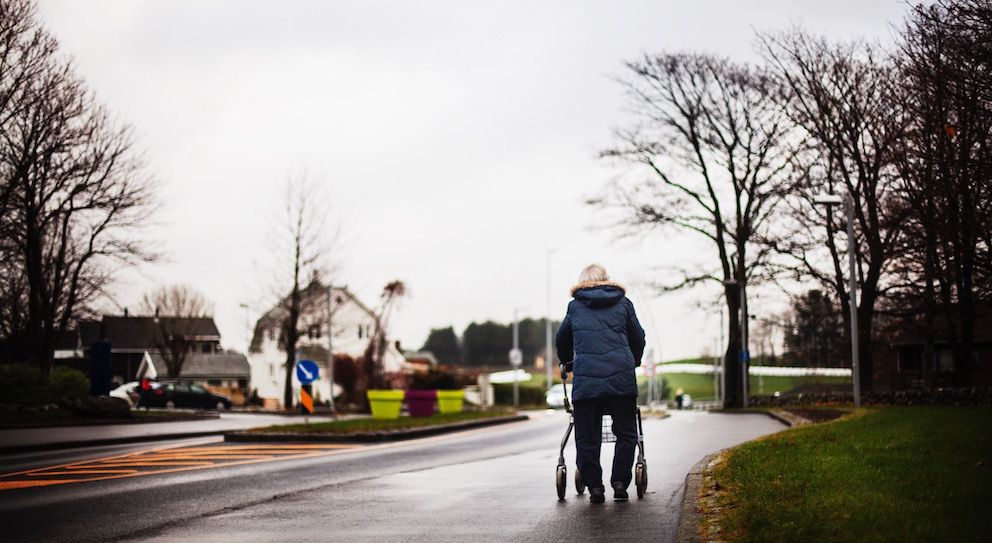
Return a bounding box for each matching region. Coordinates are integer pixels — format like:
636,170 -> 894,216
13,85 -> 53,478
626,299 -> 646,366
555,312 -> 574,372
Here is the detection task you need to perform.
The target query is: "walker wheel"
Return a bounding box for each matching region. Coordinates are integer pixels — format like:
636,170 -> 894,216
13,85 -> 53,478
635,462 -> 648,499
556,465 -> 567,500
574,468 -> 585,495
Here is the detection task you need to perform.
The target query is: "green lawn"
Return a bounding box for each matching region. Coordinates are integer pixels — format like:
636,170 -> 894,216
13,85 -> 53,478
643,372 -> 849,401
525,366 -> 848,401
711,407 -> 992,542
248,409 -> 514,434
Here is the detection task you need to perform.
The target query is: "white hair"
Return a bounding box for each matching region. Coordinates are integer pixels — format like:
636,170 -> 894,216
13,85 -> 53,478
578,263 -> 609,284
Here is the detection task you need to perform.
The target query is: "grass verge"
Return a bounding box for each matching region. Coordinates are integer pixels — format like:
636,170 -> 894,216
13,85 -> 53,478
248,409 -> 515,434
710,406 -> 992,542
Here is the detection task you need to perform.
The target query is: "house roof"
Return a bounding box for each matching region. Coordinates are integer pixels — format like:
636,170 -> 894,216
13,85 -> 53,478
250,282 -> 376,353
149,352 -> 250,379
78,315 -> 221,351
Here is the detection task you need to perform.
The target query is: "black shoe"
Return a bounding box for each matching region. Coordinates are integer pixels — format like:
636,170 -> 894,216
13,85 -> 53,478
589,487 -> 606,504
612,482 -> 629,502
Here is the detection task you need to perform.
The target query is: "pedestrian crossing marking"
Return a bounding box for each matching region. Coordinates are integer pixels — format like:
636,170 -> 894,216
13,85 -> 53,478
0,442 -> 359,491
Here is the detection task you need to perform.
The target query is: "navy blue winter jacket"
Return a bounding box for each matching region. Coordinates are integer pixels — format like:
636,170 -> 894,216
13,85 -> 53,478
555,281 -> 646,402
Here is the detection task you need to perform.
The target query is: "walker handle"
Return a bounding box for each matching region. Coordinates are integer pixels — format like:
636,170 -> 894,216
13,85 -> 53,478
560,364 -> 572,413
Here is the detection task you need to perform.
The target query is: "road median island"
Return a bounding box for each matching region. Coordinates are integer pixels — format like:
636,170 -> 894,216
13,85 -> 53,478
691,406 -> 992,542
225,409 -> 529,443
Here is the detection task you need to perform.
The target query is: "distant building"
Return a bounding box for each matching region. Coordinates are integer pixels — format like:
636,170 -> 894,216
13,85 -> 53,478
144,352 -> 250,404
56,313 -> 248,400
248,281 -> 406,408
875,304 -> 992,389
402,351 -> 439,373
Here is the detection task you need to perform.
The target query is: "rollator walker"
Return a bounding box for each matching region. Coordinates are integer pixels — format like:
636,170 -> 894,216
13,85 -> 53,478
555,364 -> 647,500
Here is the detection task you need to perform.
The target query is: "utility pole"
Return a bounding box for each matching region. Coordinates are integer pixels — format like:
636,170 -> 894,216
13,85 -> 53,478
740,275 -> 749,408
719,308 -> 725,405
545,249 -> 556,393
844,197 -> 862,408
814,193 -> 862,408
512,308 -> 522,408
326,285 -> 335,413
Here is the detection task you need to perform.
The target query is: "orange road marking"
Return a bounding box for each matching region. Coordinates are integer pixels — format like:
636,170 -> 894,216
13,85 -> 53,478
0,480 -> 70,490
30,470 -> 139,475
94,461 -> 215,467
0,415 -> 536,492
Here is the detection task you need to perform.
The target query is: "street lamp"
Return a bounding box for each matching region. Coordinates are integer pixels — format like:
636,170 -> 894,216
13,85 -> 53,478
510,307 -> 527,408
813,193 -> 862,408
326,285 -> 344,414
545,249 -> 556,394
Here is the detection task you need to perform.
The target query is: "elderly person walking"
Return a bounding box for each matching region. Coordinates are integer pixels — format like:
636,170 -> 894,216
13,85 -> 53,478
556,263 -> 646,504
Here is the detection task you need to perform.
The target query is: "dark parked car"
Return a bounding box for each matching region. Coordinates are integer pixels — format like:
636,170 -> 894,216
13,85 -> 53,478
138,381 -> 232,410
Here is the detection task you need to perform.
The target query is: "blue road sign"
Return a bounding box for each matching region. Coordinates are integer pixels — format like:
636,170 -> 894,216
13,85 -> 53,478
295,359 -> 319,384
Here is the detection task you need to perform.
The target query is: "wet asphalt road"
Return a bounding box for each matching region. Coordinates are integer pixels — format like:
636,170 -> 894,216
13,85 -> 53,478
0,410 -> 783,543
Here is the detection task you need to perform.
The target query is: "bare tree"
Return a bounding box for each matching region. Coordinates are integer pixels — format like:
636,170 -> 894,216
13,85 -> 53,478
760,31 -> 909,392
267,172 -> 333,409
140,284 -> 213,378
357,280 -> 407,406
0,0 -> 155,378
594,53 -> 797,408
891,0 -> 992,383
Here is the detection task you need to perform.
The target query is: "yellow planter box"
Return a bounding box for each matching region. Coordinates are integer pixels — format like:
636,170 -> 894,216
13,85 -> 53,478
367,389 -> 404,419
436,389 -> 465,414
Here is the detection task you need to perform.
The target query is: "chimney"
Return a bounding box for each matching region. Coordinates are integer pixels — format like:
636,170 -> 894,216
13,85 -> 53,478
124,307 -> 129,318
154,307 -> 159,321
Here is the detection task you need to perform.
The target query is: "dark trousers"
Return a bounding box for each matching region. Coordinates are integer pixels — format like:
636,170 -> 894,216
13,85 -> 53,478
573,395 -> 637,490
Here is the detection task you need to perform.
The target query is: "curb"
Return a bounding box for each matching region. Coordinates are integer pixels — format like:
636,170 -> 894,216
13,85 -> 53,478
0,430 -> 227,455
224,414 -> 530,443
675,453 -> 716,543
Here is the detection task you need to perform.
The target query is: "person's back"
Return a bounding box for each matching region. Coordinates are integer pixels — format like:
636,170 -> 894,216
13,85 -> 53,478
556,264 -> 645,504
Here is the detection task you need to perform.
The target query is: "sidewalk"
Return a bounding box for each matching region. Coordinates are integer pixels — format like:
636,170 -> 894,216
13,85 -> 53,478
0,412 -> 342,454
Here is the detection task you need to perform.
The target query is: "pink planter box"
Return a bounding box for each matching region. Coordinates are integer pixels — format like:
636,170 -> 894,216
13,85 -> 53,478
405,389 -> 437,417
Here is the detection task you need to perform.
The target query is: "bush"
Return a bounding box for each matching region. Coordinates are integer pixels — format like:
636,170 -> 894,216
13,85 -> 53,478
50,366 -> 89,402
409,366 -> 469,390
72,396 -> 131,418
0,364 -> 49,406
493,383 -> 547,406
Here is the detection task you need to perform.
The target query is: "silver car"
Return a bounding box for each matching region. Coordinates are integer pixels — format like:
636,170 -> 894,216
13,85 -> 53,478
545,384 -> 573,409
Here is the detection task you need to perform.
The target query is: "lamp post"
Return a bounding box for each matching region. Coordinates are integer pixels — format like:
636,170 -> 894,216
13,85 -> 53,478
511,307 -> 526,408
545,249 -> 556,394
813,193 -> 862,408
326,285 -> 336,413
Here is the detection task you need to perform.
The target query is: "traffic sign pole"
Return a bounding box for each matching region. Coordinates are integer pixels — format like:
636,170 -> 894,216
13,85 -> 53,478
295,359 -> 320,426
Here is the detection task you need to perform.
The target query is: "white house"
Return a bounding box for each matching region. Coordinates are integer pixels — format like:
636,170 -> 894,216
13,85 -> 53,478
248,281 -> 406,408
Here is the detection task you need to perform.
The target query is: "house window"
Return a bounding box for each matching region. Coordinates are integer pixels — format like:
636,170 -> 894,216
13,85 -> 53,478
267,328 -> 275,341
268,364 -> 274,377
358,325 -> 363,339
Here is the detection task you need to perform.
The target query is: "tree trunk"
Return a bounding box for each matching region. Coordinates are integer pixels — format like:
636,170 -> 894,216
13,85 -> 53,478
722,286 -> 743,408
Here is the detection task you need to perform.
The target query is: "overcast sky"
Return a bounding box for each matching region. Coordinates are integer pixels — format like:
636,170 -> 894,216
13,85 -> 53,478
38,0 -> 912,361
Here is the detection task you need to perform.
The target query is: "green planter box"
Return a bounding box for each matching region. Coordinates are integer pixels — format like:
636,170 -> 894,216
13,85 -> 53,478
367,390 -> 404,419
437,390 -> 465,414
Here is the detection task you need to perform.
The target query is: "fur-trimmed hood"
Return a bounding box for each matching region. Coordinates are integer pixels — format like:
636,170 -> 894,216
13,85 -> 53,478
570,280 -> 626,296
570,280 -> 626,309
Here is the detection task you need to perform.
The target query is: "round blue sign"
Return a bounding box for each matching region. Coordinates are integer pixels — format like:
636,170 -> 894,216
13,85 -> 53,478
295,359 -> 320,384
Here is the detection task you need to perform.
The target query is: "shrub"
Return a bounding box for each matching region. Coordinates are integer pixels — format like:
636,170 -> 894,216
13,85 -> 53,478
0,364 -> 49,406
50,366 -> 89,402
409,366 -> 463,390
72,396 -> 131,418
493,383 -> 546,406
